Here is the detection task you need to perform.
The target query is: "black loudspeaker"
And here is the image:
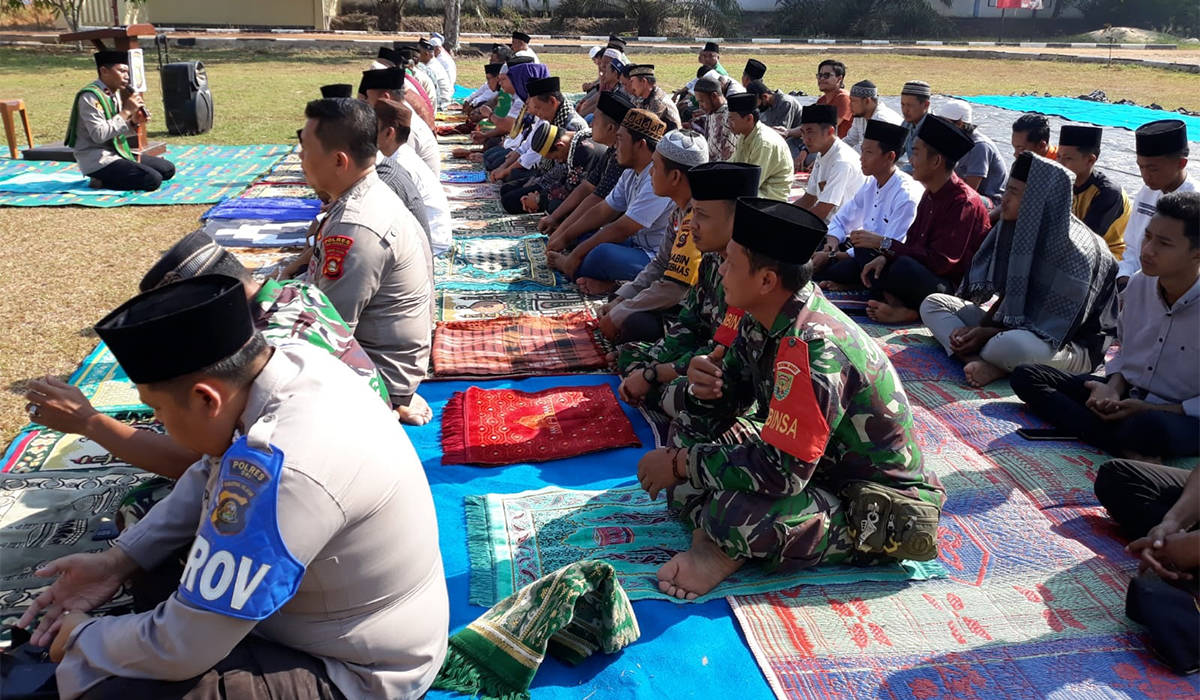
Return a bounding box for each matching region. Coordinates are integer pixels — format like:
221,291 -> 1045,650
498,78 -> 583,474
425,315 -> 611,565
160,61 -> 213,136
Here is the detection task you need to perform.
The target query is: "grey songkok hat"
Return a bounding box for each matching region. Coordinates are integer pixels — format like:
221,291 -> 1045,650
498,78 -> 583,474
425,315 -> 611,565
850,80 -> 878,99
656,129 -> 709,168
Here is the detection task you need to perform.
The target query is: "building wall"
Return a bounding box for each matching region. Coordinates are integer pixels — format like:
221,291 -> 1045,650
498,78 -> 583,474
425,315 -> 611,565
74,0 -> 341,29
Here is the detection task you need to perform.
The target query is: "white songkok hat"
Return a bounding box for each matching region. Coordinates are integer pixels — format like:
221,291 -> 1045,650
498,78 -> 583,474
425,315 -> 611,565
589,45 -> 603,59
939,98 -> 973,124
656,130 -> 710,168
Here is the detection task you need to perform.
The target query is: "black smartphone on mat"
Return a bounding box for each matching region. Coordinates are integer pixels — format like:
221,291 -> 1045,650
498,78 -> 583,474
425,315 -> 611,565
1016,428 -> 1078,441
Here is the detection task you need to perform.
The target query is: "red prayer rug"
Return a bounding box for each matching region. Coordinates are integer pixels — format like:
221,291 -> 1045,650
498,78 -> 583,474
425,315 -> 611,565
441,385 -> 641,466
431,312 -> 609,378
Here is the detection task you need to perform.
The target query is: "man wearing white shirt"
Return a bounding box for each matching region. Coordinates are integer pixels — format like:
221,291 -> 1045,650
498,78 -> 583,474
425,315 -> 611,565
1118,119 -> 1194,285
417,38 -> 452,110
512,31 -> 539,62
795,103 -> 867,222
815,120 -> 921,288
461,63 -> 500,115
843,80 -> 903,153
429,33 -> 457,87
375,99 -> 452,256
359,67 -> 440,175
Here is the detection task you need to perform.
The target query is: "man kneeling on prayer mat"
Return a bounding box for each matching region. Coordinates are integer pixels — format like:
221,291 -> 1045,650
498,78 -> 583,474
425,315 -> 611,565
636,197 -> 945,600
22,230 -> 390,480
301,97 -> 435,425
617,162 -> 762,419
19,275 -> 448,699
66,51 -> 176,191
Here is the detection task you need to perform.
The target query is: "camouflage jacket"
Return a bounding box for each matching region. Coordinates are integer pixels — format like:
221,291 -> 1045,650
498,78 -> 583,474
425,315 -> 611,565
253,279 -> 391,405
680,283 -> 945,505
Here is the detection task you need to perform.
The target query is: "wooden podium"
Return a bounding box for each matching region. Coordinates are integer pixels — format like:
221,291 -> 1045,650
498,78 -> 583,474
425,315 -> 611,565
58,24 -> 166,159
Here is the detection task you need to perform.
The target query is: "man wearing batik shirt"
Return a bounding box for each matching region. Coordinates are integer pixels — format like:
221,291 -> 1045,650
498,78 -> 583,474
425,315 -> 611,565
1057,124 -> 1130,258
628,64 -> 681,131
617,162 -> 761,419
19,230 -> 391,481
814,120 -> 922,288
635,197 -> 945,601
692,77 -> 736,162
600,130 -> 709,344
861,115 -> 991,324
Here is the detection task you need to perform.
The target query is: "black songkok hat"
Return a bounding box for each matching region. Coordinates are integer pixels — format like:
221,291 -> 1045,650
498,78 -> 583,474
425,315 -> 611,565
696,65 -> 710,80
728,93 -> 759,115
744,59 -> 766,80
96,275 -> 255,385
1009,152 -> 1034,182
745,80 -> 771,97
139,231 -> 246,293
417,38 -> 434,50
513,30 -> 531,43
597,91 -> 634,124
530,122 -> 561,158
376,46 -> 399,64
917,115 -> 975,163
360,68 -> 405,92
733,197 -> 828,265
703,41 -> 720,53
608,34 -> 627,48
484,63 -> 503,77
629,64 -> 655,78
506,56 -> 535,68
687,162 -> 761,201
864,120 -> 909,152
800,104 -> 838,126
526,76 -> 561,98
1059,124 -> 1103,150
320,84 -> 354,99
94,50 -> 128,67
1136,119 -> 1188,157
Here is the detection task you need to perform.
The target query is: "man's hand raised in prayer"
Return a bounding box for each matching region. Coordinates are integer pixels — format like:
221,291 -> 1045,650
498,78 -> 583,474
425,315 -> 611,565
17,548 -> 138,647
859,256 -> 886,289
687,345 -> 726,400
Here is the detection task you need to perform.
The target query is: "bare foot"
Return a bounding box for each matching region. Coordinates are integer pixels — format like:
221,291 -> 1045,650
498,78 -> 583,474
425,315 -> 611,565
865,300 -> 919,324
656,529 -> 745,601
546,250 -> 568,271
467,153 -> 484,163
394,393 -> 433,426
963,359 -> 1007,388
578,278 -> 616,296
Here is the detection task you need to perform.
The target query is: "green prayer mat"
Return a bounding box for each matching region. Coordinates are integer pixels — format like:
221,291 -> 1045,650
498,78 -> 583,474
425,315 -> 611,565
436,290 -> 601,322
466,486 -> 947,607
434,236 -> 563,291
0,144 -> 291,207
66,341 -> 150,415
434,560 -> 640,700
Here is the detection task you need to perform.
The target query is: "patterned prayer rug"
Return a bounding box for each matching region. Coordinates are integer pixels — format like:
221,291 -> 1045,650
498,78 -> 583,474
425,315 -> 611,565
453,216 -> 545,238
820,287 -> 870,315
450,198 -> 508,220
436,290 -> 599,321
201,197 -> 321,222
202,219 -> 310,248
259,156 -> 306,184
441,385 -> 641,466
727,317 -> 1200,700
441,170 -> 488,184
0,468 -> 154,619
431,312 -> 608,378
66,342 -> 149,415
444,183 -> 501,200
434,236 -> 563,291
465,485 -> 946,606
225,246 -> 305,280
0,144 -> 290,207
439,133 -> 475,146
2,418 -> 164,473
240,183 -> 318,199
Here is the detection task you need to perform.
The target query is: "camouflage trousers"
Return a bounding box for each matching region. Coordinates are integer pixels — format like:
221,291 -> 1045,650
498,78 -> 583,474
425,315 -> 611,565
666,421 -> 855,572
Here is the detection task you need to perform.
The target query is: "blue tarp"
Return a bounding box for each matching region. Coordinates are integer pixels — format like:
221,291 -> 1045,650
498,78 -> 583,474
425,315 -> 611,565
959,95 -> 1200,134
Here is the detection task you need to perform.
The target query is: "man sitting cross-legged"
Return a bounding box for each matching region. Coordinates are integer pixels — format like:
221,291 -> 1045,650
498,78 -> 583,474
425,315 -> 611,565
919,153 -> 1119,388
637,197 -> 946,600
301,97 -> 435,426
21,230 -> 391,480
616,162 -> 762,419
1010,190 -> 1200,462
547,109 -> 674,294
813,120 -> 921,289
860,115 -> 991,324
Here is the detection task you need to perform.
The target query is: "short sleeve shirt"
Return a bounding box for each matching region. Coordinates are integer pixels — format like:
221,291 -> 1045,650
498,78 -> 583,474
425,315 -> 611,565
805,138 -> 868,218
605,162 -> 676,253
954,130 -> 1008,204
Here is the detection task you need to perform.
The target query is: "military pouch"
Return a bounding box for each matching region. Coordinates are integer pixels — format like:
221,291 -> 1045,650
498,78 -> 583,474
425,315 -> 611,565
843,481 -> 941,562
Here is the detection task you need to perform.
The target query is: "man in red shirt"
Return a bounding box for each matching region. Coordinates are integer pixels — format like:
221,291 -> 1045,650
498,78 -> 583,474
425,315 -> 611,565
860,115 -> 992,323
815,60 -> 852,139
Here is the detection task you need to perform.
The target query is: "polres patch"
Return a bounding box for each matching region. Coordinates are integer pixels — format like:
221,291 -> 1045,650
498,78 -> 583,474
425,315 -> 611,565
761,337 -> 830,463
322,234 -> 355,280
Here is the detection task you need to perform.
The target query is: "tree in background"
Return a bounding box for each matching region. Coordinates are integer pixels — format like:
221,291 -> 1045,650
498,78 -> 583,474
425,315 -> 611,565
776,0 -> 955,38
6,0 -> 88,31
444,0 -> 462,50
556,0 -> 741,36
1069,0 -> 1198,35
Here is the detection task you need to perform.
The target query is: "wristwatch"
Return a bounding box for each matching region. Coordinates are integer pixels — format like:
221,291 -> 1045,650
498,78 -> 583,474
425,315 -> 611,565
642,366 -> 661,386
879,237 -> 892,252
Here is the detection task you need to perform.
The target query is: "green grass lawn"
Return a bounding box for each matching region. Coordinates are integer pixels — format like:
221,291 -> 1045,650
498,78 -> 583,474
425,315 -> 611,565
0,45 -> 1197,441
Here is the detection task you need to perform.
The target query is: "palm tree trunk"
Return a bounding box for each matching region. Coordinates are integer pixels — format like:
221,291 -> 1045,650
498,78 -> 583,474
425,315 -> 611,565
443,0 -> 462,51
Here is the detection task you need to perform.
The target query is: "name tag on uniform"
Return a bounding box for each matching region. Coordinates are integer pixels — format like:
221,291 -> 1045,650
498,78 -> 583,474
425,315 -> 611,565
713,307 -> 745,347
663,210 -> 701,286
761,337 -> 830,463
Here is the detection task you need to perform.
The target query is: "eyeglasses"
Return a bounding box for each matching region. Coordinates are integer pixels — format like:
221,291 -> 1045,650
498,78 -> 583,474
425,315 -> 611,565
816,72 -> 836,79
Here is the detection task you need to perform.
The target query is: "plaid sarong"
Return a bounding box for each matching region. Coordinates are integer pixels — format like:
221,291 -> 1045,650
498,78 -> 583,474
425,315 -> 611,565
431,312 -> 608,377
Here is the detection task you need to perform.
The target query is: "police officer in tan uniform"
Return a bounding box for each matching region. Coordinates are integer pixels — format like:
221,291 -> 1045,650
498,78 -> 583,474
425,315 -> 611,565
20,275 -> 448,699
299,97 -> 435,426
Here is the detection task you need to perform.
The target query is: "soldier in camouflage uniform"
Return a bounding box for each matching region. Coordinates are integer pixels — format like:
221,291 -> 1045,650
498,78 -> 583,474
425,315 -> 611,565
636,197 -> 945,601
617,163 -> 762,419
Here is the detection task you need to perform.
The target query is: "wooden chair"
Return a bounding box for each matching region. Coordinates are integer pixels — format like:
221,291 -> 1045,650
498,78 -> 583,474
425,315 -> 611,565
0,99 -> 33,159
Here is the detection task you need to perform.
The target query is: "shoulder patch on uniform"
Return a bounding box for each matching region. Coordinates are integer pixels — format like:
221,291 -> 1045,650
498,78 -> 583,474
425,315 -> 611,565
761,337 -> 831,463
713,306 -> 745,347
322,234 -> 354,280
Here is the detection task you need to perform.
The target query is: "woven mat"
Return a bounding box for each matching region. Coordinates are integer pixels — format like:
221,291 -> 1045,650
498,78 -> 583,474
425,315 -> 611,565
453,215 -> 544,238
436,289 -> 600,322
65,342 -> 149,415
0,144 -> 290,207
202,219 -> 310,248
821,287 -> 871,315
444,183 -> 501,200
466,484 -> 945,607
2,418 -> 164,474
431,311 -> 609,378
441,170 -> 487,184
728,321 -> 1200,700
449,198 -> 508,220
240,183 -> 317,199
434,236 -> 563,291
